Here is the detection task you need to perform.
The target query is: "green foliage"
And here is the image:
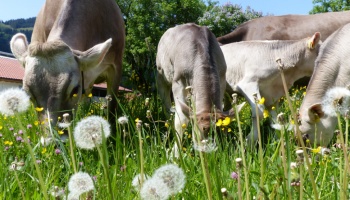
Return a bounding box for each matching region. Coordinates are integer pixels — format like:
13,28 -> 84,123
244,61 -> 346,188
198,2 -> 263,37
310,0 -> 350,14
116,0 -> 206,94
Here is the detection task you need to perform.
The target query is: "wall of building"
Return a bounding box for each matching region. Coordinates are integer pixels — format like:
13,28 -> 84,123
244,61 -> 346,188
0,81 -> 22,92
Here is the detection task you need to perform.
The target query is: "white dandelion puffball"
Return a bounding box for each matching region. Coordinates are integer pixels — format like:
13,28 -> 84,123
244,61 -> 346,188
68,172 -> 94,196
322,87 -> 350,117
152,164 -> 186,195
132,173 -> 150,191
140,177 -> 171,200
67,192 -> 80,200
73,115 -> 111,149
0,88 -> 30,116
193,138 -> 217,153
117,115 -> 129,125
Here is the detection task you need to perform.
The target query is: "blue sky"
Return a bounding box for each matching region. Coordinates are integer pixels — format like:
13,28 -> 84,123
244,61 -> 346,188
1,0 -> 314,21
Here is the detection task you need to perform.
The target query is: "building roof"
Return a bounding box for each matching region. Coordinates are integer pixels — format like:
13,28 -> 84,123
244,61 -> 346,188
0,55 -> 131,91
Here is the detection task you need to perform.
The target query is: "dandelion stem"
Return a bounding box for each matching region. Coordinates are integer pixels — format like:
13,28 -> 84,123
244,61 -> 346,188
137,126 -> 145,190
279,127 -> 292,200
336,113 -> 348,199
14,170 -> 25,200
67,125 -> 77,173
278,63 -> 318,200
254,104 -> 265,198
235,104 -> 250,200
199,150 -> 213,200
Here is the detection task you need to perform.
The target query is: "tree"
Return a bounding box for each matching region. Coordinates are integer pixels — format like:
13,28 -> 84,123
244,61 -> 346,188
198,2 -> 263,38
310,0 -> 350,14
116,0 -> 206,94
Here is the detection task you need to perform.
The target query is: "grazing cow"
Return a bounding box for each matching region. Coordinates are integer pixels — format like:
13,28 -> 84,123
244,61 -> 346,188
299,23 -> 350,146
10,0 -> 125,132
221,32 -> 321,144
156,23 -> 227,154
217,11 -> 350,45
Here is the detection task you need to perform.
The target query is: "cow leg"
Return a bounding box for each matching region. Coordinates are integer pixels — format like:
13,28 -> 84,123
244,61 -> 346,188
156,73 -> 172,116
171,82 -> 189,158
237,81 -> 264,147
106,62 -> 122,136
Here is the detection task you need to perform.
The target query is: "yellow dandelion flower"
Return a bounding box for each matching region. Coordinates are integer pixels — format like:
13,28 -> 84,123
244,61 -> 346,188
303,92 -> 306,96
258,97 -> 265,105
135,118 -> 139,123
222,117 -> 231,126
58,130 -> 64,135
271,106 -> 275,110
306,139 -> 310,144
35,107 -> 44,112
263,110 -> 269,119
41,121 -> 45,125
228,128 -> 232,132
34,121 -> 39,126
73,94 -> 78,97
181,123 -> 187,129
0,126 -> 2,130
88,93 -> 93,98
216,119 -> 223,127
188,134 -> 191,139
165,122 -> 169,128
182,147 -> 187,152
41,148 -> 47,154
222,128 -> 225,131
312,146 -> 322,154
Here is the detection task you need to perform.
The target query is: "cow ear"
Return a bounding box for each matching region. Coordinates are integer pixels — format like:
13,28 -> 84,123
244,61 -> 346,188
74,38 -> 112,71
178,100 -> 192,117
307,32 -> 321,50
308,103 -> 324,122
10,33 -> 29,65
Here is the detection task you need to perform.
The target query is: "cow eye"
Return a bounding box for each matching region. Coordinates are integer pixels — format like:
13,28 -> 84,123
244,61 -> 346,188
70,85 -> 80,97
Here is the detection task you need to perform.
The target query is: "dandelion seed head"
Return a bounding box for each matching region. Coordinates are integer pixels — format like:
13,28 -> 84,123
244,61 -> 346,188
49,186 -> 65,198
193,138 -> 217,153
0,88 -> 30,116
73,115 -> 111,149
132,173 -> 149,191
67,192 -> 80,200
152,164 -> 186,195
118,116 -> 129,125
140,177 -> 171,200
68,172 -> 94,196
322,87 -> 350,117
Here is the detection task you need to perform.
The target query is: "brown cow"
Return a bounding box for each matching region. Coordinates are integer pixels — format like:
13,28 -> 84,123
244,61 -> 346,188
217,11 -> 350,44
10,0 -> 125,135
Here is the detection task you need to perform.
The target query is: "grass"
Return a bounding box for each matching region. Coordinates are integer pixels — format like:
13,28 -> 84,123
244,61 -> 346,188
0,86 -> 349,199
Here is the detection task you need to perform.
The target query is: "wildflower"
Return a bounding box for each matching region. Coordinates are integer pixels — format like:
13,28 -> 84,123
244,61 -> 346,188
58,130 -> 64,135
145,98 -> 150,106
36,160 -> 42,164
140,176 -> 171,200
165,121 -> 169,128
146,110 -> 151,118
222,117 -> 231,126
235,158 -> 243,169
258,97 -> 265,105
35,107 -> 44,112
72,93 -> 78,98
105,95 -> 112,101
67,192 -> 80,200
216,119 -> 223,127
263,109 -> 269,118
73,115 -> 111,149
79,162 -> 83,166
0,88 -> 30,116
230,171 -> 239,180
27,124 -> 32,129
4,141 -> 13,146
88,93 -> 93,98
34,121 -> 39,126
152,164 -> 186,195
9,127 -> 14,131
181,123 -> 187,129
55,149 -> 61,155
320,147 -> 331,156
322,87 -> 350,117
193,138 -> 217,153
41,148 -> 47,154
118,116 -> 129,125
311,146 -> 322,154
68,172 -> 95,196
132,173 -> 149,191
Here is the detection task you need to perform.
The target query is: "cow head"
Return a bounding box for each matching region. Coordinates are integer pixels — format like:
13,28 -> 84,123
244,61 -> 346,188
10,33 -> 112,130
298,103 -> 337,146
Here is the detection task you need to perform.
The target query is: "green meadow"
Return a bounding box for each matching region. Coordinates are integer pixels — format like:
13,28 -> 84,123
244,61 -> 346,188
0,86 -> 349,199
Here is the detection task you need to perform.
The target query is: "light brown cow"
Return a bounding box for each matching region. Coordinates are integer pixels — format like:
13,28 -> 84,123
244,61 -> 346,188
156,23 -> 227,156
10,0 -> 125,133
221,33 -> 321,145
217,11 -> 350,44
